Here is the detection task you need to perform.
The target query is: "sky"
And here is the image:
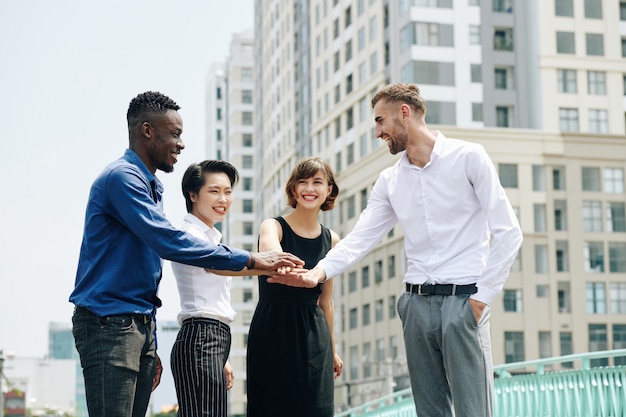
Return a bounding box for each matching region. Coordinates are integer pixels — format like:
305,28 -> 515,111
0,0 -> 255,359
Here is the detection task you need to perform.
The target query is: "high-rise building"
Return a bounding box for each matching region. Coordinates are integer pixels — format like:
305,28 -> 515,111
48,322 -> 86,417
205,29 -> 257,416
250,0 -> 626,413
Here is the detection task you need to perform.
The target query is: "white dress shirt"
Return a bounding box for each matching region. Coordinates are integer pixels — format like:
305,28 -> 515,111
171,214 -> 237,325
318,131 -> 522,305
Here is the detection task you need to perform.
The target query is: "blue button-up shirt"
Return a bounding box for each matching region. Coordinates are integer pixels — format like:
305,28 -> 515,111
70,149 -> 249,317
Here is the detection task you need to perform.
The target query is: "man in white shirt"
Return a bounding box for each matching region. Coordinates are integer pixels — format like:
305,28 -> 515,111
269,83 -> 523,417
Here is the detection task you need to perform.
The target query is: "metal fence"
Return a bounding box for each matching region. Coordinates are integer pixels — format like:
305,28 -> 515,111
334,349 -> 626,417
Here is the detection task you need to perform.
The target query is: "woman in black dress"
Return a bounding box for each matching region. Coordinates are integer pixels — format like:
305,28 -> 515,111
246,157 -> 343,417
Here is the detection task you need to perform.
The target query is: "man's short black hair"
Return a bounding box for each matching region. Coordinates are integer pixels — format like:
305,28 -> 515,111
127,91 -> 180,126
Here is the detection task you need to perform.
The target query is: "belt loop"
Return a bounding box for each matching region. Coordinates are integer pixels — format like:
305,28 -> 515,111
451,284 -> 457,295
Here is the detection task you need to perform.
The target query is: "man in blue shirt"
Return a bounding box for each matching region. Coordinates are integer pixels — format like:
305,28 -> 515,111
70,91 -> 302,417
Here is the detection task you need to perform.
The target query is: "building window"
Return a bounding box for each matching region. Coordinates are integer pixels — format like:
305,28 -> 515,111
362,266 -> 370,288
610,283 -> 626,314
537,285 -> 550,298
493,28 -> 513,51
495,67 -> 513,89
472,103 -> 483,122
553,166 -> 566,190
347,195 -> 356,219
585,33 -> 604,56
493,0 -> 512,12
348,271 -> 357,293
243,199 -> 253,213
504,332 -> 524,363
242,111 -> 253,125
560,332 -> 573,367
469,25 -> 480,45
471,64 -> 482,83
346,74 -> 353,95
499,163 -> 518,188
535,244 -> 548,274
556,31 -> 575,54
589,109 -> 608,134
532,165 -> 545,191
584,0 -> 603,18
216,107 -> 222,121
243,221 -> 253,235
242,177 -> 252,191
588,71 -> 606,94
389,295 -> 397,318
216,129 -> 222,141
582,167 -> 602,191
345,40 -> 353,62
358,27 -> 366,51
555,0 -> 574,16
349,345 -> 358,379
556,240 -> 569,272
241,90 -> 253,103
334,51 -> 340,72
345,5 -> 352,27
242,133 -> 253,147
614,325 -> 626,365
333,18 -> 339,39
534,203 -> 547,232
388,255 -> 396,278
589,324 -> 609,367
241,68 -> 253,82
242,155 -> 253,169
362,303 -> 371,326
369,16 -> 377,41
539,332 -> 552,359
557,69 -> 577,93
621,1 -> 626,20
585,282 -> 606,314
555,200 -> 568,231
584,241 -> 605,272
503,289 -> 522,312
375,260 -> 383,284
358,62 -> 367,84
583,201 -> 603,232
496,106 -> 513,127
604,168 -> 625,194
349,308 -> 358,329
363,342 -> 372,377
609,242 -> 626,272
423,101 -> 456,125
559,108 -> 579,132
347,143 -> 354,165
558,282 -> 571,313
370,52 -> 378,74
375,299 -> 384,322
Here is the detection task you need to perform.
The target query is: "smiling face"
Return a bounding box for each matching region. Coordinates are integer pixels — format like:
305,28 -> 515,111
292,170 -> 333,210
146,110 -> 184,173
373,100 -> 409,155
189,172 -> 233,228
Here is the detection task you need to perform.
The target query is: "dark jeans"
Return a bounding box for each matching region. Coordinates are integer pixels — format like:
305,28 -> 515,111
72,306 -> 156,417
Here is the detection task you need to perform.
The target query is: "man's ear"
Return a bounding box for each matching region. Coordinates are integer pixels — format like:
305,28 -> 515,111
400,103 -> 411,120
140,121 -> 152,140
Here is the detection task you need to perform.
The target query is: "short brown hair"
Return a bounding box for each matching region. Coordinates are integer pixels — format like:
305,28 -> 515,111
371,83 -> 426,114
285,157 -> 339,211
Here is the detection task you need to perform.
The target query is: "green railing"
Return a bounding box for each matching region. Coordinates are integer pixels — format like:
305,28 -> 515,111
335,349 -> 626,417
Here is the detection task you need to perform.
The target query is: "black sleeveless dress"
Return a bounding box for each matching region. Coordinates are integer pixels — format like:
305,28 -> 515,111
246,217 -> 334,417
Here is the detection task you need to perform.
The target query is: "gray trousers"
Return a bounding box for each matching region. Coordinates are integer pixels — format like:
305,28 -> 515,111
397,291 -> 493,417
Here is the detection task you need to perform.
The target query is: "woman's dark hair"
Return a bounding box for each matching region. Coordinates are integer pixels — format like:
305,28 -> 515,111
182,160 -> 239,213
285,157 -> 339,211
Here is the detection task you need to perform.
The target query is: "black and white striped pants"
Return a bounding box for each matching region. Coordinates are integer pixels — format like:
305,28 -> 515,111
170,317 -> 231,417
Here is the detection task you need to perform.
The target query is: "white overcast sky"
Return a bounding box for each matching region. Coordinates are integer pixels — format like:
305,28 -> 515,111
0,0 -> 254,358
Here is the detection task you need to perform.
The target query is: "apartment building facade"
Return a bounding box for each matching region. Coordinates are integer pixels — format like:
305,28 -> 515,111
201,0 -> 626,413
205,30 -> 258,416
